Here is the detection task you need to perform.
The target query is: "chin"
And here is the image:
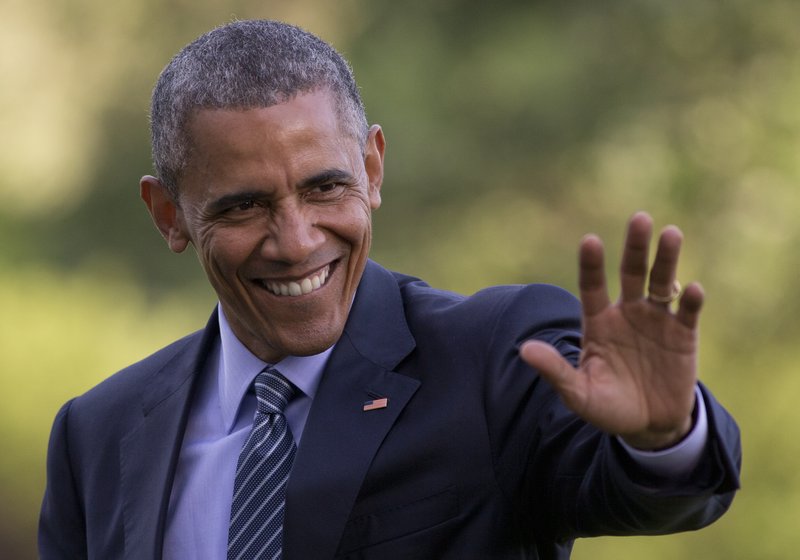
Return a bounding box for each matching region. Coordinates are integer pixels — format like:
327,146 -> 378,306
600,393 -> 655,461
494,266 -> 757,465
272,320 -> 345,358
280,334 -> 340,357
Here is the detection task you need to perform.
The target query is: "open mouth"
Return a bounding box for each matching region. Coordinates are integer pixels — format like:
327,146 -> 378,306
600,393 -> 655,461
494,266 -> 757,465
261,264 -> 331,297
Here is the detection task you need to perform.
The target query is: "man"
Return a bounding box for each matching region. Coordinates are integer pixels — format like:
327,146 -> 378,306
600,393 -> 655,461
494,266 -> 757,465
39,19 -> 740,560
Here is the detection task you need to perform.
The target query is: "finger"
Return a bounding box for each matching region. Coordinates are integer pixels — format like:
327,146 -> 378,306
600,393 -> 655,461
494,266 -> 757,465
579,234 -> 611,317
647,225 -> 683,306
619,212 -> 653,303
519,340 -> 585,408
676,282 -> 704,329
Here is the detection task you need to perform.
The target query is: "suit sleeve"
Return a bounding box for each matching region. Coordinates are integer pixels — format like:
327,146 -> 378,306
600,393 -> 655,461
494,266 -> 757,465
561,385 -> 741,538
39,399 -> 88,560
483,284 -> 741,542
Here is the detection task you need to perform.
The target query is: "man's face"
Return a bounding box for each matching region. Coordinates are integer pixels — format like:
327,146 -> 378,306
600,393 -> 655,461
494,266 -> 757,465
143,90 -> 384,362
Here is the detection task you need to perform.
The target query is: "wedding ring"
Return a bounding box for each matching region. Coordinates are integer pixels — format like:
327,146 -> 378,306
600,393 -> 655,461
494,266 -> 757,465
648,280 -> 681,304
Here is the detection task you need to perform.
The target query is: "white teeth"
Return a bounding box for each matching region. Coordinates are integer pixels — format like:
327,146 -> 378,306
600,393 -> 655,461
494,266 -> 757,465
264,266 -> 330,297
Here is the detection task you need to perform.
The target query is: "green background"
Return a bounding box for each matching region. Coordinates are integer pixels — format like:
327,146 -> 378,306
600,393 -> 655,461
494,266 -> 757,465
3,0 -> 798,557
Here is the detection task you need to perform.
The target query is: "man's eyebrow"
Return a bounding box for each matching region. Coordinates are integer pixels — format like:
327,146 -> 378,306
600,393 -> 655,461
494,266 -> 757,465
298,169 -> 355,188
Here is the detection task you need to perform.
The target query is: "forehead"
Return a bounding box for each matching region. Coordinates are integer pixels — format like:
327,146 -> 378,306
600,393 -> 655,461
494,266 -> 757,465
188,89 -> 344,144
178,91 -> 364,194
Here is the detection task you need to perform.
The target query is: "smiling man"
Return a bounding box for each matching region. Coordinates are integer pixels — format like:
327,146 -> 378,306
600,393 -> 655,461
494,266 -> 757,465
141,91 -> 384,362
39,20 -> 741,560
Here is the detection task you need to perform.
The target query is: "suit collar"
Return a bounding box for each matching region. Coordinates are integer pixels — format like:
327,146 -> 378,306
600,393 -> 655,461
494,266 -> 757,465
338,260 -> 416,370
120,310 -> 219,559
283,260 -> 419,559
138,312 -> 219,415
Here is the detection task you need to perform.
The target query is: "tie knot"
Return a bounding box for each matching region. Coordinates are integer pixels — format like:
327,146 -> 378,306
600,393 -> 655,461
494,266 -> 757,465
254,368 -> 294,415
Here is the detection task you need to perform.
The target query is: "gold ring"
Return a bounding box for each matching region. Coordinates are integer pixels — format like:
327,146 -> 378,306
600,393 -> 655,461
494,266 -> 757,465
648,280 -> 681,304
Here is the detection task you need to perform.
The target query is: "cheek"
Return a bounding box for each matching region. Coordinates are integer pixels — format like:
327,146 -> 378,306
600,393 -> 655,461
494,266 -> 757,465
340,207 -> 374,288
335,196 -> 374,245
195,228 -> 254,281
336,215 -> 373,270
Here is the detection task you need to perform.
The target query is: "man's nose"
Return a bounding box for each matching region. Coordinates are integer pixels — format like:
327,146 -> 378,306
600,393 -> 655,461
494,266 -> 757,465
261,203 -> 324,263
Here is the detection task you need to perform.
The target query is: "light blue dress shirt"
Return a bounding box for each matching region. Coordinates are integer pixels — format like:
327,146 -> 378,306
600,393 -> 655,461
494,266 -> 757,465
162,307 -> 332,559
162,306 -> 708,558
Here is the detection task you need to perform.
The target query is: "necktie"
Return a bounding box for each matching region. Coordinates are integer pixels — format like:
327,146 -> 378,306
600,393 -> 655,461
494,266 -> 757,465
228,368 -> 296,560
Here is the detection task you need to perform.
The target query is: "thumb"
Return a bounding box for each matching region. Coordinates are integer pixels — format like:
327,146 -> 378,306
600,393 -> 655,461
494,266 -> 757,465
519,340 -> 580,397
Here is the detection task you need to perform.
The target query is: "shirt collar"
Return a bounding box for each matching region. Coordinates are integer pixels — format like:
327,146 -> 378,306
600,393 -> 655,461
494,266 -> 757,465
217,306 -> 333,432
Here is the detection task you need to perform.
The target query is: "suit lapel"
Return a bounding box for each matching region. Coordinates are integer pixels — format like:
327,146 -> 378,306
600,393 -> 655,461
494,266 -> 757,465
118,314 -> 218,559
283,262 -> 419,560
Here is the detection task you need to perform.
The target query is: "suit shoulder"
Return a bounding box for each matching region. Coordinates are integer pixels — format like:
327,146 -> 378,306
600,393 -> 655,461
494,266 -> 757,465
392,273 -> 581,359
398,276 -> 580,326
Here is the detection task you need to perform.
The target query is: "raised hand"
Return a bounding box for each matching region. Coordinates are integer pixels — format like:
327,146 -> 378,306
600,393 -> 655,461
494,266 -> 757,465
520,212 -> 703,450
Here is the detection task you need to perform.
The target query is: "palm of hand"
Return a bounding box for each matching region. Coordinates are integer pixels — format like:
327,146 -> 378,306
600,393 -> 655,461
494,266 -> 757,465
520,212 -> 702,450
575,299 -> 697,449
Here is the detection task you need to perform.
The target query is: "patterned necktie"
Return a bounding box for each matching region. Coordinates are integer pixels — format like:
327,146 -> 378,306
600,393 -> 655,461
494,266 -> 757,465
228,368 -> 296,560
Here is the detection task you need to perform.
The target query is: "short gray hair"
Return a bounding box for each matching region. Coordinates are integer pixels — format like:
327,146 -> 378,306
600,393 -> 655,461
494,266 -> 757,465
149,20 -> 368,197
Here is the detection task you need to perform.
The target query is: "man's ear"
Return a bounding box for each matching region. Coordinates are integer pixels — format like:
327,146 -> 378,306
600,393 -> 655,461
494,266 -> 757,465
364,125 -> 385,210
140,175 -> 191,253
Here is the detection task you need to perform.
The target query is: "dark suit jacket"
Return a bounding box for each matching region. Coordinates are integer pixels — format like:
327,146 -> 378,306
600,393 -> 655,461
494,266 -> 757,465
39,260 -> 741,559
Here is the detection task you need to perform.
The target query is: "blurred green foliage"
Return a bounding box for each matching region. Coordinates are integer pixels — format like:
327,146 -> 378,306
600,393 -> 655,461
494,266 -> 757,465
2,0 -> 799,557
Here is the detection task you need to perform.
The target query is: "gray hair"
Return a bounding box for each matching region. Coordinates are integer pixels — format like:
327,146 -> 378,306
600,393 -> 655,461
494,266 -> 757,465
149,20 -> 368,197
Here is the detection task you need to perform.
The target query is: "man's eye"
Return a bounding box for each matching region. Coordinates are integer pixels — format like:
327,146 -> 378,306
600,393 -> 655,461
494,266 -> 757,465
313,183 -> 347,196
234,200 -> 256,212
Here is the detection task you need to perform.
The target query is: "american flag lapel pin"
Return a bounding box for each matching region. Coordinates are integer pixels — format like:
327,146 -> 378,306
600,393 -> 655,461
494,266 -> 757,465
363,397 -> 389,411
